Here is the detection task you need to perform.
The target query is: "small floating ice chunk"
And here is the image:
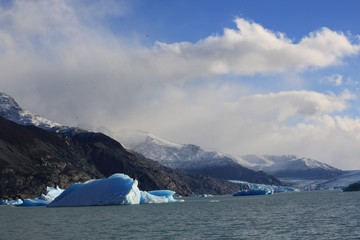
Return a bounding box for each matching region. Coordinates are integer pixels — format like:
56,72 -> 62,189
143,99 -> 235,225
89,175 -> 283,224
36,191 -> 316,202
0,199 -> 23,206
140,190 -> 181,204
233,188 -> 273,197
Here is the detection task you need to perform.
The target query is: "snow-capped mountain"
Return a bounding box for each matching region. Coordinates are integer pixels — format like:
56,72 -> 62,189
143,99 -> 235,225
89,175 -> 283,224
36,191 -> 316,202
119,129 -> 238,169
234,154 -> 343,179
117,129 -> 282,185
0,93 -> 244,197
0,92 -> 85,136
117,129 -> 343,182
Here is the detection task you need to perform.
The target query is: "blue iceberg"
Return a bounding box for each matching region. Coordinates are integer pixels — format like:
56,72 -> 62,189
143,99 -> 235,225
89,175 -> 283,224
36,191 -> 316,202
0,198 -> 23,206
19,186 -> 64,207
140,190 -> 180,204
49,173 -> 141,207
0,186 -> 63,207
233,188 -> 274,197
1,174 -> 180,207
48,173 -> 181,207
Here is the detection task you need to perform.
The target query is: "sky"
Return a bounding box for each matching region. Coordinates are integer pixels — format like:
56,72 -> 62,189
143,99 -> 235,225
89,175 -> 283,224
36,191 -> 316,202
1,0 -> 360,169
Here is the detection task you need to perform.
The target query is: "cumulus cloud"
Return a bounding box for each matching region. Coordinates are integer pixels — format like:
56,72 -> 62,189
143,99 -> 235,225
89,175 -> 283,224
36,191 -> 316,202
154,18 -> 360,76
112,85 -> 360,169
1,1 -> 360,169
235,90 -> 353,122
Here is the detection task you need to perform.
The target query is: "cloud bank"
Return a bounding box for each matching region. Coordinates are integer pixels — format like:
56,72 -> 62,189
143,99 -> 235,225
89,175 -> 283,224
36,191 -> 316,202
154,18 -> 359,76
1,0 -> 360,169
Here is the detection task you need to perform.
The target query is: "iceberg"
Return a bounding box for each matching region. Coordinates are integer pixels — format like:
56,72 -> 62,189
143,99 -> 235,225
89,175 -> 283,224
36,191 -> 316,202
18,186 -> 64,207
48,173 -> 181,207
0,186 -> 63,207
0,198 -> 23,206
49,173 -> 141,207
233,188 -> 274,197
140,190 -> 180,204
1,174 -> 180,207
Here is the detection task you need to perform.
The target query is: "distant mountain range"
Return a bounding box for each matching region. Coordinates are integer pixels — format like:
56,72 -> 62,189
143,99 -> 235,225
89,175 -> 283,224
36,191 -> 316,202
234,154 -> 343,180
117,130 -> 282,185
117,129 -> 344,183
2,92 -> 357,197
0,93 -> 243,198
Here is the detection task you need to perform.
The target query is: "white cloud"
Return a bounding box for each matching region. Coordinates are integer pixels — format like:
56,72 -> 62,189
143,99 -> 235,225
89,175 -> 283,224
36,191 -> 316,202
235,90 -> 352,122
1,1 -> 360,169
154,18 -> 360,77
112,85 -> 360,169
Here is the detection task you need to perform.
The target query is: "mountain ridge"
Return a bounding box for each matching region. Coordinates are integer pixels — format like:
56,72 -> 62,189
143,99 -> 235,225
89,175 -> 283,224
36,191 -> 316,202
0,93 -> 243,198
117,129 -> 282,185
0,92 -> 85,136
117,129 -> 343,182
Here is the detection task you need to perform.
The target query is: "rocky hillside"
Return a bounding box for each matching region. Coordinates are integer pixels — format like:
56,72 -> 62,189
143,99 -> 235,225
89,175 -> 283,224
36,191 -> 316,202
0,116 -> 242,199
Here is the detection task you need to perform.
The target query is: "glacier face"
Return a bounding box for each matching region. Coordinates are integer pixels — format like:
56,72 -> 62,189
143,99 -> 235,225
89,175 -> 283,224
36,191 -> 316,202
230,180 -> 298,194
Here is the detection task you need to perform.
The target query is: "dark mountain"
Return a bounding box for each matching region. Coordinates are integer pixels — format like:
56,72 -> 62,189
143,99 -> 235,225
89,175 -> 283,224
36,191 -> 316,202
0,116 -> 242,199
185,164 -> 281,185
342,181 -> 360,192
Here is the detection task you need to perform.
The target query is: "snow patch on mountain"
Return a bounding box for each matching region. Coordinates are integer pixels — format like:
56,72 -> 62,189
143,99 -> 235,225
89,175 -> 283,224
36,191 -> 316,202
234,154 -> 339,173
117,129 -> 237,169
118,129 -> 343,183
0,93 -> 85,136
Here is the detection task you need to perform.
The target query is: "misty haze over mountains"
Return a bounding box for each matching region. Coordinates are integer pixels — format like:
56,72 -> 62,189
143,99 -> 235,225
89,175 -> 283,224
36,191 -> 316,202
1,92 -> 360,194
117,129 -> 344,181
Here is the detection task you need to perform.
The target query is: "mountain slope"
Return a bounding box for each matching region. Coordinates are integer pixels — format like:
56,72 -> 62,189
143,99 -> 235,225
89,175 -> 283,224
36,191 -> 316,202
117,129 -> 281,185
0,92 -> 85,136
315,170 -> 360,189
235,154 -> 343,180
0,116 -> 242,198
0,93 -> 244,198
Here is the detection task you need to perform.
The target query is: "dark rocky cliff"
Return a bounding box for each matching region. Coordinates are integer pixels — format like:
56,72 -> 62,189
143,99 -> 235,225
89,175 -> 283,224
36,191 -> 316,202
0,117 -> 242,199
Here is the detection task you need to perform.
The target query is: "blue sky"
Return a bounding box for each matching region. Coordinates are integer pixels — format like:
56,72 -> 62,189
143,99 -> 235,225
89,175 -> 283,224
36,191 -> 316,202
1,0 -> 360,169
108,0 -> 360,46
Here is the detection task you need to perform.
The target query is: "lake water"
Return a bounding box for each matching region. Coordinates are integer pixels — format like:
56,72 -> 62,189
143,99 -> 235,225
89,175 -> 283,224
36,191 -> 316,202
1,191 -> 359,239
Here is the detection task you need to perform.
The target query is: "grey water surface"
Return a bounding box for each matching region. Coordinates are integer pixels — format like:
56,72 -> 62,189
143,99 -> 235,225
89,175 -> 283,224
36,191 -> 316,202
1,191 -> 359,240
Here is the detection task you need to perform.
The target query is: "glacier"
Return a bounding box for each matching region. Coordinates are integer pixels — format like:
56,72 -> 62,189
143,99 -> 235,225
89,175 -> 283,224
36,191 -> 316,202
232,180 -> 274,197
230,180 -> 298,195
